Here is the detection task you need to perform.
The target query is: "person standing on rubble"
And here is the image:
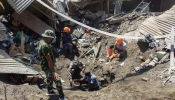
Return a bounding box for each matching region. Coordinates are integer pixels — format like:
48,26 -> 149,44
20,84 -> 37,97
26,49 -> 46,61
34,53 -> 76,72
62,27 -> 77,58
106,38 -> 127,62
38,30 -> 65,98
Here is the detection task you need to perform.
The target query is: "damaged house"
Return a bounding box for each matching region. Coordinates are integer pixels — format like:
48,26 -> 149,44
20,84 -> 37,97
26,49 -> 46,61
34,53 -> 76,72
0,0 -> 112,84
0,0 -> 174,86
0,0 -> 175,99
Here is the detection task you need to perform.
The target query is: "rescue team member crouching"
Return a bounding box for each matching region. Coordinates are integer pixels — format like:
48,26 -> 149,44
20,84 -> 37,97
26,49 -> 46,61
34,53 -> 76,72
75,70 -> 100,91
38,30 -> 65,98
107,38 -> 127,62
68,58 -> 85,88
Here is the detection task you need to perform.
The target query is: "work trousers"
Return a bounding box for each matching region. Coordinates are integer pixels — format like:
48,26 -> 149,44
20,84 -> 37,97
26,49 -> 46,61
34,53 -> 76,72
44,69 -> 64,96
108,45 -> 127,58
63,43 -> 73,54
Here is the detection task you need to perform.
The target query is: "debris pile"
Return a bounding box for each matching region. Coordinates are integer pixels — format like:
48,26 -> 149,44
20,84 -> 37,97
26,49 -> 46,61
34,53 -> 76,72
0,0 -> 175,99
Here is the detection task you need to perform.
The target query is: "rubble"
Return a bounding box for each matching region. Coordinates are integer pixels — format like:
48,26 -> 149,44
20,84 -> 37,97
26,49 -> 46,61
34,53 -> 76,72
0,49 -> 37,75
0,0 -> 175,99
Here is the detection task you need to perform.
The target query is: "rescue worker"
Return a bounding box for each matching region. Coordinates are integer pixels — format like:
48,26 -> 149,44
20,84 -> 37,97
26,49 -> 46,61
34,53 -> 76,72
38,30 -> 65,97
62,27 -> 77,57
78,70 -> 100,91
107,38 -> 127,62
68,58 -> 85,87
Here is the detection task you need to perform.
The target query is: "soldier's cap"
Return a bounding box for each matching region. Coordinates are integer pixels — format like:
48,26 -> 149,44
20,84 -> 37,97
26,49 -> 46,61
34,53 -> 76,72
42,30 -> 56,38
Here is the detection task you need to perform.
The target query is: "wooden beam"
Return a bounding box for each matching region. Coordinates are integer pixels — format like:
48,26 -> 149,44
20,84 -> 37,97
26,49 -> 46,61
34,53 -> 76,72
12,10 -> 54,36
106,0 -> 110,14
31,4 -> 53,20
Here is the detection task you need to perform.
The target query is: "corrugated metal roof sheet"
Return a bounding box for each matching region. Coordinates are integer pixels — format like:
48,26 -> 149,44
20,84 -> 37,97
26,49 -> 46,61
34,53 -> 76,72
0,22 -> 6,30
138,5 -> 175,36
0,49 -> 38,75
7,0 -> 34,14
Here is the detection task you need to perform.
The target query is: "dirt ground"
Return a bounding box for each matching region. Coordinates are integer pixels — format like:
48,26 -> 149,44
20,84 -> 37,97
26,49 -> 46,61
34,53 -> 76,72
0,35 -> 174,100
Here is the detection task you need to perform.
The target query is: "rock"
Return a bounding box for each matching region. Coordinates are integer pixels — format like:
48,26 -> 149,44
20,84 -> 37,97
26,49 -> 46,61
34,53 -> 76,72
98,58 -> 105,62
134,67 -> 141,72
141,77 -> 150,82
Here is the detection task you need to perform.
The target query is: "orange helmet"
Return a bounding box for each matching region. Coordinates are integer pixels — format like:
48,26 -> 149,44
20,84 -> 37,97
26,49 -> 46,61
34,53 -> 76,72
63,27 -> 70,33
116,38 -> 123,45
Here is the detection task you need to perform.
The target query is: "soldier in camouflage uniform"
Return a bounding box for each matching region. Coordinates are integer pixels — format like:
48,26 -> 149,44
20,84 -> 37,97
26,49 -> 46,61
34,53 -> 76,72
38,30 -> 64,97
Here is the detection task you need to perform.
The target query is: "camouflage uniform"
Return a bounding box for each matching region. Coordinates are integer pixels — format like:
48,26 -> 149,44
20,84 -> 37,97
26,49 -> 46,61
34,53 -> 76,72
38,31 -> 64,96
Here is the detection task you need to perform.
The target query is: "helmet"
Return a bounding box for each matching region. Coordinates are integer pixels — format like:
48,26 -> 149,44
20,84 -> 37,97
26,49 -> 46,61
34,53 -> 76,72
116,38 -> 123,45
42,30 -> 55,38
63,27 -> 71,33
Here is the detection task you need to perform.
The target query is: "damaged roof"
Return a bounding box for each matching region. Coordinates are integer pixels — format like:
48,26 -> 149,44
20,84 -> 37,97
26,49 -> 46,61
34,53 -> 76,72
7,0 -> 34,14
138,5 -> 175,36
0,49 -> 38,75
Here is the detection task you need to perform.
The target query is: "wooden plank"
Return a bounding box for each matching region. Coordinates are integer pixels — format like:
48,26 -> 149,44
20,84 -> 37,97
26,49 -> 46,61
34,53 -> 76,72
9,44 -> 19,58
93,42 -> 101,63
106,0 -> 109,14
94,42 -> 101,58
23,75 -> 39,83
20,32 -> 25,55
12,10 -> 54,36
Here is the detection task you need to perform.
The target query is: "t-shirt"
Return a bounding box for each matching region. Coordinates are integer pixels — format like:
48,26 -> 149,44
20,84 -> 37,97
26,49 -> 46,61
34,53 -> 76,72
38,40 -> 55,71
68,61 -> 84,79
115,41 -> 127,52
84,73 -> 100,88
